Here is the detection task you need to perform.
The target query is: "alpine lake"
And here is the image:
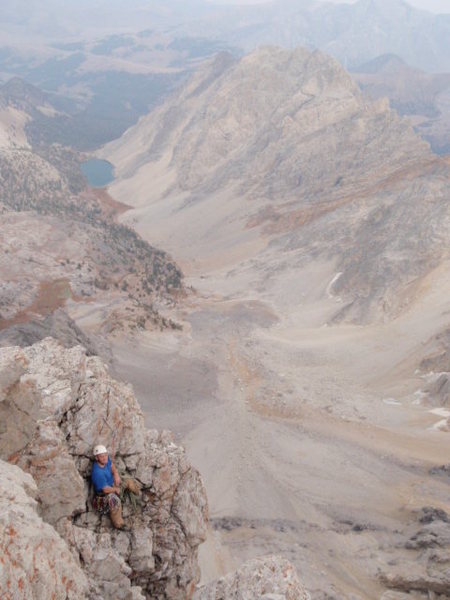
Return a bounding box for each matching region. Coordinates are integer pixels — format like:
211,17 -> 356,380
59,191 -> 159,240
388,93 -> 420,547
81,158 -> 115,188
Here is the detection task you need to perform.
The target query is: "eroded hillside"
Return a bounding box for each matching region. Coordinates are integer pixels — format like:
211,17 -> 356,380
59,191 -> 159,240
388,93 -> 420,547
0,81 -> 184,346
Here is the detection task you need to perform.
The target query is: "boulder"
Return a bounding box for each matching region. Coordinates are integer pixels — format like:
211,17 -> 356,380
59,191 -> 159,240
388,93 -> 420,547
193,556 -> 310,600
379,507 -> 450,598
0,338 -> 208,599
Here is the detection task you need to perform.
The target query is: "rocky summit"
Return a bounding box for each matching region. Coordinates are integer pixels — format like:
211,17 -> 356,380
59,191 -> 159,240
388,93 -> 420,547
103,46 -> 450,324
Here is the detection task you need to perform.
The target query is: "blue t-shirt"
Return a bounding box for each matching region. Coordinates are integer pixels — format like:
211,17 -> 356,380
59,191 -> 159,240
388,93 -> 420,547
91,457 -> 114,494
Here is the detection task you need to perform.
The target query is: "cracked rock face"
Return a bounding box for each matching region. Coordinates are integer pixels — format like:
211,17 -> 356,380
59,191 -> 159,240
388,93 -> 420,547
0,338 -> 208,599
193,556 -> 311,600
0,458 -> 89,600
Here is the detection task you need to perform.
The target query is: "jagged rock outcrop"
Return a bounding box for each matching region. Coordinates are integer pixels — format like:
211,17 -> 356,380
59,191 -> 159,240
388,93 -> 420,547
0,458 -> 90,599
0,338 -> 208,599
194,556 -> 310,600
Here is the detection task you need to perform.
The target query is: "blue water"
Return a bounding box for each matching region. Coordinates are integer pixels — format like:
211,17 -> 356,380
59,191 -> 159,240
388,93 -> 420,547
81,159 -> 115,188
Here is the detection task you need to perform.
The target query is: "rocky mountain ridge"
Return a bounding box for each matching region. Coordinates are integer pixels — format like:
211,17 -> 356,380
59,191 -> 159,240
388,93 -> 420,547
103,46 -> 450,324
194,0 -> 450,72
0,33 -> 230,151
1,0 -> 449,72
195,556 -> 310,599
1,1 -> 449,155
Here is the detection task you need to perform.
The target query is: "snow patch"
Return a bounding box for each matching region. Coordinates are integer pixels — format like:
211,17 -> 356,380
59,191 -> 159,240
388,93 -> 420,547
413,389 -> 426,405
326,272 -> 343,299
429,408 -> 450,418
383,398 -> 402,406
428,407 -> 450,431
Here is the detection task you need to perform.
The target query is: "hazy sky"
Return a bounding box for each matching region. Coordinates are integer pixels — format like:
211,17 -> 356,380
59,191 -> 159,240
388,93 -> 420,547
207,0 -> 450,13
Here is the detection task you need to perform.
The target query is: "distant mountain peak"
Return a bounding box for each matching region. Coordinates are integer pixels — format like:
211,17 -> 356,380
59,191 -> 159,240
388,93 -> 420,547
3,76 -> 41,95
1,76 -> 47,109
354,0 -> 412,11
353,53 -> 409,74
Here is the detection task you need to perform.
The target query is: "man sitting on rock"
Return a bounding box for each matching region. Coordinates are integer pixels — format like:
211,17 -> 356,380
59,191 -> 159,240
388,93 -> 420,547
91,444 -> 140,529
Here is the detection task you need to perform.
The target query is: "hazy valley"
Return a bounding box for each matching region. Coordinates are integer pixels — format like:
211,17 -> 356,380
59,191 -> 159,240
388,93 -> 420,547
0,2 -> 449,599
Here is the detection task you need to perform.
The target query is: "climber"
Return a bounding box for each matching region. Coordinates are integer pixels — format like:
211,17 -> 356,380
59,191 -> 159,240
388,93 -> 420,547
91,444 -> 141,529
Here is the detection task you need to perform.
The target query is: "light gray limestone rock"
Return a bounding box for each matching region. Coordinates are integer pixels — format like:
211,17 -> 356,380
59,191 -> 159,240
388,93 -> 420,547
194,556 -> 310,600
0,338 -> 208,599
0,459 -> 89,600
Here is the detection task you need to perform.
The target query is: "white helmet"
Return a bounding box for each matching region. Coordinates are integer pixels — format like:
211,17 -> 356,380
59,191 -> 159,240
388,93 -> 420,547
93,444 -> 108,456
